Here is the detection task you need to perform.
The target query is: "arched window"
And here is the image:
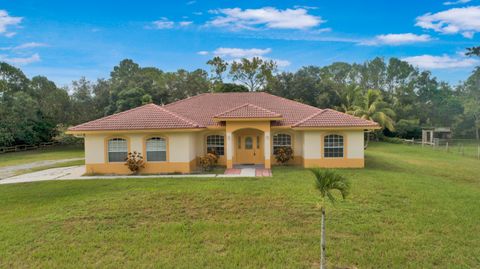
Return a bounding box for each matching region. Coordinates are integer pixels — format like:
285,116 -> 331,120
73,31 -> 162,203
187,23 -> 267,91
206,135 -> 224,156
324,134 -> 344,158
273,133 -> 292,154
146,137 -> 167,162
108,138 -> 128,162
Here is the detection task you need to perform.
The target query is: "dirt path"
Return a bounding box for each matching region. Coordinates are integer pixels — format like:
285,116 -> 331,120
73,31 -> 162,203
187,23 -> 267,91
0,158 -> 84,179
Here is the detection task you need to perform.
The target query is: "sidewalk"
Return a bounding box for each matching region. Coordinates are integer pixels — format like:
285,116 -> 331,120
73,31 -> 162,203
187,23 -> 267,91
0,165 -> 272,185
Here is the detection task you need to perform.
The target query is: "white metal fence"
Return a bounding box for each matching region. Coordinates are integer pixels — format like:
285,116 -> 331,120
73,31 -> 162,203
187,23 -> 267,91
403,138 -> 480,160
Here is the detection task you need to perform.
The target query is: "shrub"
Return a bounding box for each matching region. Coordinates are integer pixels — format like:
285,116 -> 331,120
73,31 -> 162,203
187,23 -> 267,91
54,124 -> 83,145
199,152 -> 218,171
380,136 -> 404,144
124,151 -> 145,174
274,146 -> 294,164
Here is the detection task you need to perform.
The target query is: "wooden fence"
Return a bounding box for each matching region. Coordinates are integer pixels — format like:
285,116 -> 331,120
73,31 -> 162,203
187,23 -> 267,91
0,141 -> 60,154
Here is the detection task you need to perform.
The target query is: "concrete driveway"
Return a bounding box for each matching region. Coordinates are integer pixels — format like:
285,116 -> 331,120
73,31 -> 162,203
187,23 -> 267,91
0,165 -> 85,185
0,158 -> 84,179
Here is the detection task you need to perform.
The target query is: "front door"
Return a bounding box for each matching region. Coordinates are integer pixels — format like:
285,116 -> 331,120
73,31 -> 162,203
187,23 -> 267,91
235,133 -> 264,164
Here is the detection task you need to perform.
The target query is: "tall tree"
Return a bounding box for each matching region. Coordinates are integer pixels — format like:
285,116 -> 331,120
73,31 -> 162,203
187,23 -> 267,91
207,56 -> 228,91
70,77 -> 95,124
463,68 -> 480,139
228,57 -> 277,91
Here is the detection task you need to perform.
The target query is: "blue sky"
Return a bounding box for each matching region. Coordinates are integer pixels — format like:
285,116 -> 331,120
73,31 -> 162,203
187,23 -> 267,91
0,0 -> 479,86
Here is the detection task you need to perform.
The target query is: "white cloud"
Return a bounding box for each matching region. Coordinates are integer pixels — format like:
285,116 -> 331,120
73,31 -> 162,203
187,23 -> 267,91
0,53 -> 40,65
207,7 -> 324,30
402,54 -> 478,69
152,18 -> 175,29
360,33 -> 432,46
14,42 -> 48,50
186,0 -> 196,5
270,58 -> 291,67
416,6 -> 480,38
197,51 -> 209,55
193,12 -> 203,16
0,10 -> 22,36
213,47 -> 272,58
179,21 -> 193,27
293,5 -> 318,10
443,0 -> 471,5
0,42 -> 48,51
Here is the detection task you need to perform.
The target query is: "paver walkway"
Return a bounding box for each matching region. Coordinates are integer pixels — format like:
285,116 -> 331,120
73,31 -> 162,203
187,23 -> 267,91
225,165 -> 272,177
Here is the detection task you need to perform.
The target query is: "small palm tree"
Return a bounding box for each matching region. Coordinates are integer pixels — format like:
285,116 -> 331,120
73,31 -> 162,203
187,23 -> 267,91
350,89 -> 396,148
310,168 -> 351,269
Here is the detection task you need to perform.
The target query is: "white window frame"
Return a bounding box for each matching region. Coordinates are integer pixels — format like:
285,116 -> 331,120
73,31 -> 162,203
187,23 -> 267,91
206,135 -> 225,156
273,133 -> 292,154
107,138 -> 128,162
146,137 -> 167,162
323,134 -> 344,158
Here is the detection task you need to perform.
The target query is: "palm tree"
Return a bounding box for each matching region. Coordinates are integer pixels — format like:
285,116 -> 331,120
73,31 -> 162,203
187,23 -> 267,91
350,89 -> 396,147
310,168 -> 351,269
335,84 -> 361,114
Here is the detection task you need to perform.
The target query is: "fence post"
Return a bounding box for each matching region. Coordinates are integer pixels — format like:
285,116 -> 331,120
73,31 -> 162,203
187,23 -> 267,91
478,145 -> 480,160
446,142 -> 449,152
462,145 -> 465,156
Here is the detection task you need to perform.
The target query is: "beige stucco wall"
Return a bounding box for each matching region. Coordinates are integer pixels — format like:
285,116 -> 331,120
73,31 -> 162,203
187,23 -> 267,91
84,134 -> 106,164
169,132 -> 196,162
84,129 -> 364,170
346,131 -> 364,158
84,132 -> 198,164
302,130 -> 365,159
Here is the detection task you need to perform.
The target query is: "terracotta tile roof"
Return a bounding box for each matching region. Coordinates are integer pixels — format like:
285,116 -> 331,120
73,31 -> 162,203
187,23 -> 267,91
293,109 -> 379,128
214,103 -> 282,119
69,92 -> 379,131
165,92 -> 321,127
68,103 -> 199,131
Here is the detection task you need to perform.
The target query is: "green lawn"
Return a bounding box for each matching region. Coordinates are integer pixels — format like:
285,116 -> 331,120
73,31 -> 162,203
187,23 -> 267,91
0,145 -> 84,168
0,143 -> 479,268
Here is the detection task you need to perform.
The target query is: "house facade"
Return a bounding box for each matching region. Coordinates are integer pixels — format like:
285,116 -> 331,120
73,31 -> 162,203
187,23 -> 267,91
67,92 -> 379,174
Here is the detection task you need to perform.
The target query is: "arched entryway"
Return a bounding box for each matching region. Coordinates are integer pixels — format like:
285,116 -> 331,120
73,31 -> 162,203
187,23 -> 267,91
233,128 -> 265,165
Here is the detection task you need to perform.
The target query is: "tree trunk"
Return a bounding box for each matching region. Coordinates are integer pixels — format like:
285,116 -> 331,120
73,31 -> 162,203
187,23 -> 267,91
320,206 -> 326,269
476,127 -> 479,141
364,132 -> 370,149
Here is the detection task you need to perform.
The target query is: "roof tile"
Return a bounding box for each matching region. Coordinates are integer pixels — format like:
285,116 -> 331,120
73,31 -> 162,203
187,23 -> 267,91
214,103 -> 282,119
68,103 -> 199,131
68,92 -> 379,131
293,109 -> 379,128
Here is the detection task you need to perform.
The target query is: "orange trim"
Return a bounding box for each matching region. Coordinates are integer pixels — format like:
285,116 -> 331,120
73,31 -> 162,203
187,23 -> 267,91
214,117 -> 283,122
204,132 -> 226,165
67,128 -> 205,135
104,136 -> 131,164
321,132 -> 348,160
303,158 -> 364,168
293,126 -> 380,131
85,159 -> 195,175
142,134 -> 170,163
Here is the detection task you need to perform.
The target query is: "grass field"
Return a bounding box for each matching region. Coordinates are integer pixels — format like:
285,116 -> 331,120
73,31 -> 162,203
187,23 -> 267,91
0,143 -> 479,268
0,145 -> 84,168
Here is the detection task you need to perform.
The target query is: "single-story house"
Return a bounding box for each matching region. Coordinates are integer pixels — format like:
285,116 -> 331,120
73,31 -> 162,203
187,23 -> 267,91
67,92 -> 379,174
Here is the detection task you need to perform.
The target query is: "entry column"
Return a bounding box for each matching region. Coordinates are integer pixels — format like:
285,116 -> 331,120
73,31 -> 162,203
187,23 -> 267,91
226,131 -> 233,168
264,131 -> 271,168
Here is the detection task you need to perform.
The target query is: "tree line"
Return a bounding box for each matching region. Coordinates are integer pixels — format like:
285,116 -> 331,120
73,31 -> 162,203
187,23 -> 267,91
0,48 -> 479,147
